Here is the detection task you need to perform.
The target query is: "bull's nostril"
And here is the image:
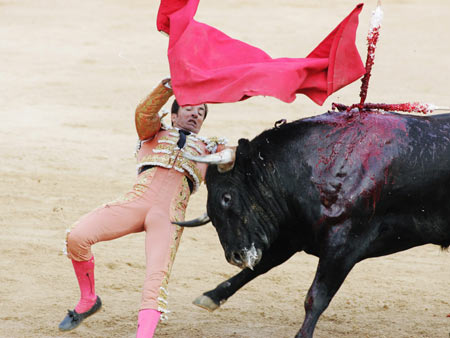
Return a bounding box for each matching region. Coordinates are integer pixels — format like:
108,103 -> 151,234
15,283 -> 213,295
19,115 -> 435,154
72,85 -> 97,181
232,252 -> 242,264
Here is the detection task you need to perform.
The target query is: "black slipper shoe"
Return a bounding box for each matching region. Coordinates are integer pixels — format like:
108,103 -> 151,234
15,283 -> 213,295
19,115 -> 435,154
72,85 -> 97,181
58,296 -> 102,331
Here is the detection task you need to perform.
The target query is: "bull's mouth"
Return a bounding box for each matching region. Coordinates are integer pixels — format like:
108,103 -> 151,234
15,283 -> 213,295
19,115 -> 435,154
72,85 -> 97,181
228,243 -> 262,270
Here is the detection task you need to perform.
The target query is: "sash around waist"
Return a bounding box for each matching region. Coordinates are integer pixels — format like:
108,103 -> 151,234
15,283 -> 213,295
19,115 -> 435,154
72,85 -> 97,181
138,165 -> 194,194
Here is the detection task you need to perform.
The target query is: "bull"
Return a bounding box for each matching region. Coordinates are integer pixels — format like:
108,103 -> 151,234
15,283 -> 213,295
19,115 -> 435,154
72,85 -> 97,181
176,109 -> 450,338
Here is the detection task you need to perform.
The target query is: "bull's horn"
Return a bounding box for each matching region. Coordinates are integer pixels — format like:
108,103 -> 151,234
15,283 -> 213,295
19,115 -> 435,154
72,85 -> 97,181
183,147 -> 236,173
172,213 -> 210,227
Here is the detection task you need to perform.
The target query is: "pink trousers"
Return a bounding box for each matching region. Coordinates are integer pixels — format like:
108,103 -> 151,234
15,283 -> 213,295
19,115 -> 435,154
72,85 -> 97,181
66,167 -> 190,312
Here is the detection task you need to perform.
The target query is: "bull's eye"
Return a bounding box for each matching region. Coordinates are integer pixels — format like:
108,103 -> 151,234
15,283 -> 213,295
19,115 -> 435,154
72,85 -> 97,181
221,193 -> 232,208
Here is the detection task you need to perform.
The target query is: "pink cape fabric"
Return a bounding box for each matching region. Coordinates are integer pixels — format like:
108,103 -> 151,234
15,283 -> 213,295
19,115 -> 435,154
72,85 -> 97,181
157,1 -> 366,106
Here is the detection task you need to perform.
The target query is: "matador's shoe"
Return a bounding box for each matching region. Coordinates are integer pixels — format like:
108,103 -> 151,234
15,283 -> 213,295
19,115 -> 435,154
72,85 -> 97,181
58,296 -> 102,331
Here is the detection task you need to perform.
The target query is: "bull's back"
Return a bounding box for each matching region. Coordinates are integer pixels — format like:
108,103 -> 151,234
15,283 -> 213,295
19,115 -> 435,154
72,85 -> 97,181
256,111 -> 450,247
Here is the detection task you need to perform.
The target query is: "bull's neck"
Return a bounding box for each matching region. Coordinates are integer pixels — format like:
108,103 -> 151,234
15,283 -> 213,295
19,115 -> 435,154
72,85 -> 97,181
245,156 -> 292,236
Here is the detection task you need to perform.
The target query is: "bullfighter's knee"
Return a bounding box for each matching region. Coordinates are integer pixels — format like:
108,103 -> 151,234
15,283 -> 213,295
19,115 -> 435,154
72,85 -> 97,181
66,227 -> 92,261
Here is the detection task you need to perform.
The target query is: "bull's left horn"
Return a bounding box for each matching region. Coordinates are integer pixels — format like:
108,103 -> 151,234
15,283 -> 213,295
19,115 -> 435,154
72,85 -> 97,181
172,213 -> 210,227
183,147 -> 236,173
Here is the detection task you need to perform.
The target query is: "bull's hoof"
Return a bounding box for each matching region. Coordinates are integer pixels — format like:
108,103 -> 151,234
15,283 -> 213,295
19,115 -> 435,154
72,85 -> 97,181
193,294 -> 221,312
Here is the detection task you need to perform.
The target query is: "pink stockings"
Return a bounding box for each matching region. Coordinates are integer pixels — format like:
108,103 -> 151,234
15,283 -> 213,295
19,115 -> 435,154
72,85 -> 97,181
71,257 -> 162,337
136,309 -> 161,338
72,256 -> 97,313
65,167 -> 190,331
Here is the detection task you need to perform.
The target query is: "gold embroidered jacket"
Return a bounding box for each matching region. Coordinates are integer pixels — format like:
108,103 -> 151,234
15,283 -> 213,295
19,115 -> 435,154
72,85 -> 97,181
135,82 -> 227,193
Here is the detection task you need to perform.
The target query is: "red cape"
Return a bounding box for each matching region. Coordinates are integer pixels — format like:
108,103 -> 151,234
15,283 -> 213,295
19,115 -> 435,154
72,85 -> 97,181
157,0 -> 365,106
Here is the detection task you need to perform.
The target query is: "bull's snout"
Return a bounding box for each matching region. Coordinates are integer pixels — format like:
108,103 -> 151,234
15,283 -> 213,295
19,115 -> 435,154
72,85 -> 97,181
229,251 -> 244,267
227,243 -> 262,270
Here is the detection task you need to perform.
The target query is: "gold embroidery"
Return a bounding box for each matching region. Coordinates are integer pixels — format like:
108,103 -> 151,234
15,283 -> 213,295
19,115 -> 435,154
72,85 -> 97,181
138,150 -> 203,191
200,135 -> 228,152
180,144 -> 203,158
185,140 -> 202,154
175,156 -> 203,191
137,132 -> 208,192
135,83 -> 172,140
139,153 -> 174,167
105,168 -> 157,206
156,177 -> 190,314
157,134 -> 178,144
209,136 -> 227,144
153,142 -> 176,154
170,177 -> 191,222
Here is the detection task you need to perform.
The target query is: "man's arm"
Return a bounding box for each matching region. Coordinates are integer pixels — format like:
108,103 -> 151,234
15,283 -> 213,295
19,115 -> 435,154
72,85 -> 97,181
135,79 -> 173,140
204,136 -> 228,154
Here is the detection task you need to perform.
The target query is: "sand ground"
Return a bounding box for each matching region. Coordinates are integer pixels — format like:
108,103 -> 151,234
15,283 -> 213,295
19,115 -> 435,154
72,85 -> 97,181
0,0 -> 449,337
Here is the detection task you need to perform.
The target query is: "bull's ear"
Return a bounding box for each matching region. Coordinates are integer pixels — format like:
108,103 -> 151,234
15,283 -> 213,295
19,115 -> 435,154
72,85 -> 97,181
237,138 -> 252,159
236,138 -> 254,173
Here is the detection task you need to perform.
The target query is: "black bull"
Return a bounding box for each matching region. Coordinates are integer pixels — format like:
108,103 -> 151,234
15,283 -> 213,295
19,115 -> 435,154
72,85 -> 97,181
182,110 -> 450,338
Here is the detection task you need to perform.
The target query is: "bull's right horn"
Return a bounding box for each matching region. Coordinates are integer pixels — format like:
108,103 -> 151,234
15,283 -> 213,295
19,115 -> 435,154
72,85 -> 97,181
172,213 -> 210,227
183,147 -> 236,173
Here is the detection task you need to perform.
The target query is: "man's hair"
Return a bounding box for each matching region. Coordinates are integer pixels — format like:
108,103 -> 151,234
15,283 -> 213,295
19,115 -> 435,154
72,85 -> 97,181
171,99 -> 208,119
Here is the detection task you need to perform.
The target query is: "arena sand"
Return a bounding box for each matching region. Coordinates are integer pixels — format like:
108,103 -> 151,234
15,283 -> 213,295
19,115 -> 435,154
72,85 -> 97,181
0,0 -> 449,337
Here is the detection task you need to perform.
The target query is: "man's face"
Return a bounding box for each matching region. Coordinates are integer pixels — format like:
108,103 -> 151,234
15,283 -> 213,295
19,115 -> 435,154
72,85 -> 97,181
171,104 -> 206,134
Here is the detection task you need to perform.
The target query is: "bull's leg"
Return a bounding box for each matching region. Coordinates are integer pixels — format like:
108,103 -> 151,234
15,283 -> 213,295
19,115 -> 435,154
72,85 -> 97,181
194,268 -> 257,311
296,220 -> 362,338
194,236 -> 299,311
